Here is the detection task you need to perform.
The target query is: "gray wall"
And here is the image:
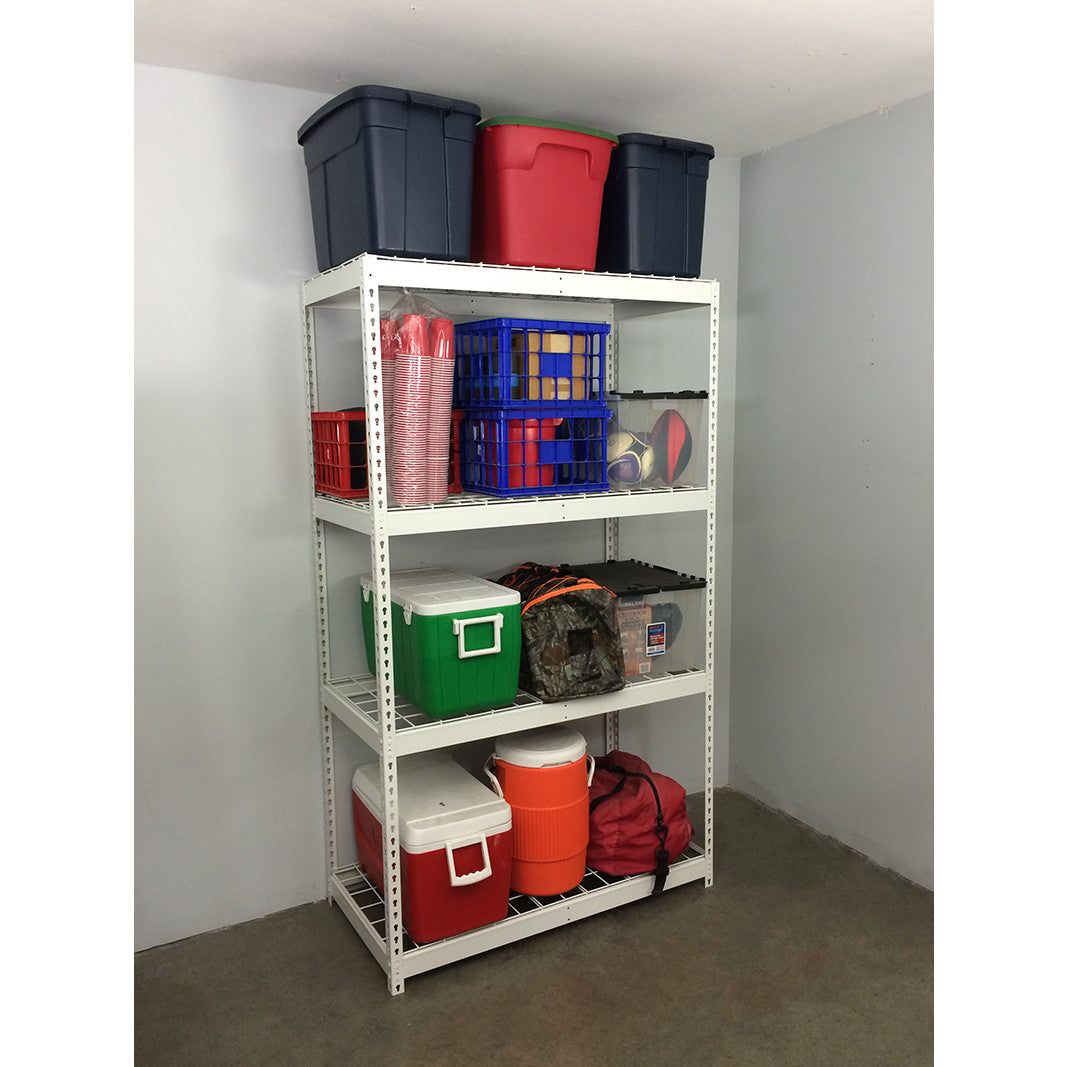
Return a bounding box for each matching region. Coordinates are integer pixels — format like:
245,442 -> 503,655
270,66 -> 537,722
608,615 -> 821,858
730,94 -> 934,888
135,66 -> 328,950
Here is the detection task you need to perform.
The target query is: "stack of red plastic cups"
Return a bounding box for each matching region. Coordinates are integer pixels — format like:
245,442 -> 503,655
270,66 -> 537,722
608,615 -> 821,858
426,318 -> 455,501
392,314 -> 432,505
380,318 -> 398,491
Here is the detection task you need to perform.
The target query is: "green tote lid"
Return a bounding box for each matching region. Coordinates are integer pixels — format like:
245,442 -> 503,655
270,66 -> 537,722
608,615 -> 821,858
479,116 -> 618,143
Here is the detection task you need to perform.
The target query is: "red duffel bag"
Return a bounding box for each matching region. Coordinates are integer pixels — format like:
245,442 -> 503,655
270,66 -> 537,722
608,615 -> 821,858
587,750 -> 694,893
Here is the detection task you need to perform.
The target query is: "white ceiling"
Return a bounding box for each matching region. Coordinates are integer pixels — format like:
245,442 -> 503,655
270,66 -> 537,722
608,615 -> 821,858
134,0 -> 934,158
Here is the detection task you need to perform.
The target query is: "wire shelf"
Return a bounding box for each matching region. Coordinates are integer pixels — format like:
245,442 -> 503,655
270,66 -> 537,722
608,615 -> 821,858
333,837 -> 706,958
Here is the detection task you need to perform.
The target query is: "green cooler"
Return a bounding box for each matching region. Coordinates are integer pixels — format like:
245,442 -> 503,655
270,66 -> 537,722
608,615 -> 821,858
360,567 -> 522,718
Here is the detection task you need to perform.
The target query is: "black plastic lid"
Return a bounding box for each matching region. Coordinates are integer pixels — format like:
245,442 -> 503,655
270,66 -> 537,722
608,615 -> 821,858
298,84 -> 482,144
608,390 -> 709,401
616,132 -> 715,159
563,559 -> 706,596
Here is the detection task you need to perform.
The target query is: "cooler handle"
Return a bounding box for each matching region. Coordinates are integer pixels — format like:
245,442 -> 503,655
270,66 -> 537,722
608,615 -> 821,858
483,753 -> 594,789
483,755 -> 503,798
453,613 -> 503,659
445,834 -> 492,886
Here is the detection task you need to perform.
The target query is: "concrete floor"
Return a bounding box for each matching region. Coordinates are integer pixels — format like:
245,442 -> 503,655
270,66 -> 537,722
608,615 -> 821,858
135,788 -> 933,1065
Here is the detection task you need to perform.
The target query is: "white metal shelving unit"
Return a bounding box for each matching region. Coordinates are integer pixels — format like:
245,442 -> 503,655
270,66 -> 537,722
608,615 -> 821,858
302,253 -> 718,995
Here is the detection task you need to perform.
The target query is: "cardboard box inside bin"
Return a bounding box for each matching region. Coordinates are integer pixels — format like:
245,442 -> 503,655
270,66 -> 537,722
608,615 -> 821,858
606,391 -> 707,489
563,559 -> 707,678
516,331 -> 587,400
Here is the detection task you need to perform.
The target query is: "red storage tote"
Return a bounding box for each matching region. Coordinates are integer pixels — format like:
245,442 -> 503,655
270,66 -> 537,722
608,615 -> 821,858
471,118 -> 618,271
352,752 -> 513,943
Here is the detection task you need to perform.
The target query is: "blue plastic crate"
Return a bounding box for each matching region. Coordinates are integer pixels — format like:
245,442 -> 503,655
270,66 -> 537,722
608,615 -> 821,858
458,405 -> 610,497
454,318 -> 610,408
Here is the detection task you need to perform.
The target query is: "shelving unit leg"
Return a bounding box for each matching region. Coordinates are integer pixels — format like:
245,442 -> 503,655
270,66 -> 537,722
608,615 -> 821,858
704,292 -> 718,887
357,267 -> 408,995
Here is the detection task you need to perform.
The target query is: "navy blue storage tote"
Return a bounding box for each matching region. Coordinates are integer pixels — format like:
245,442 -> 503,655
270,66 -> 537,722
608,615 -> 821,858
595,133 -> 715,278
297,85 -> 481,271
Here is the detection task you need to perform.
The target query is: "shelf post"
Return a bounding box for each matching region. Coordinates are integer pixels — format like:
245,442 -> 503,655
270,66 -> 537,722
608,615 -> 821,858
302,292 -> 343,893
703,283 -> 719,887
357,260 -> 408,994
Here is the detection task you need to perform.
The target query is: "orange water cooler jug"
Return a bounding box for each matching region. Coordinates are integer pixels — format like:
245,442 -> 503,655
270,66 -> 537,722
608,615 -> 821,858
485,725 -> 594,896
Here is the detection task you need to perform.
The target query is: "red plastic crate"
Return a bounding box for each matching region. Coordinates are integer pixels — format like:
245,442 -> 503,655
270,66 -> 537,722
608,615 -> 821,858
312,409 -> 463,498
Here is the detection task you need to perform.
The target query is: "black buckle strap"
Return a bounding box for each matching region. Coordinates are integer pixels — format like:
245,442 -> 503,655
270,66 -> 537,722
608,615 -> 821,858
653,820 -> 670,895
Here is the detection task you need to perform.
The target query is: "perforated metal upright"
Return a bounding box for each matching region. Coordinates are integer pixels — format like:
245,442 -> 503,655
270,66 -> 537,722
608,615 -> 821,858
302,255 -> 718,994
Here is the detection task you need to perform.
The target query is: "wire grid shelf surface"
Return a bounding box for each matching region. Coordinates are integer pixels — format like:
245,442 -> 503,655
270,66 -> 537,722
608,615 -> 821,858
329,674 -> 539,732
315,482 -> 705,507
334,839 -> 706,953
328,667 -> 706,732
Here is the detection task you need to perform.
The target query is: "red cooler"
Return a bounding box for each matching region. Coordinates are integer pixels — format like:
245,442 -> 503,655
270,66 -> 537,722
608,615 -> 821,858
471,118 -> 618,271
352,752 -> 513,942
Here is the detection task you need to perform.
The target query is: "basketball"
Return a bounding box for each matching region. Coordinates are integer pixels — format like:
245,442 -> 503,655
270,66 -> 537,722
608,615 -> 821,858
649,409 -> 693,484
606,430 -> 653,488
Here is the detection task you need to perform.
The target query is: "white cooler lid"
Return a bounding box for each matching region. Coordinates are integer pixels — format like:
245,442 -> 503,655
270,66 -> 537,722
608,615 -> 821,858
352,752 -> 511,852
494,725 -> 587,768
359,567 -> 520,615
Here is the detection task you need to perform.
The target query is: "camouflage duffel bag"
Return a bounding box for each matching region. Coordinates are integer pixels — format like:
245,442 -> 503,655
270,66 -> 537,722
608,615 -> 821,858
497,563 -> 626,702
